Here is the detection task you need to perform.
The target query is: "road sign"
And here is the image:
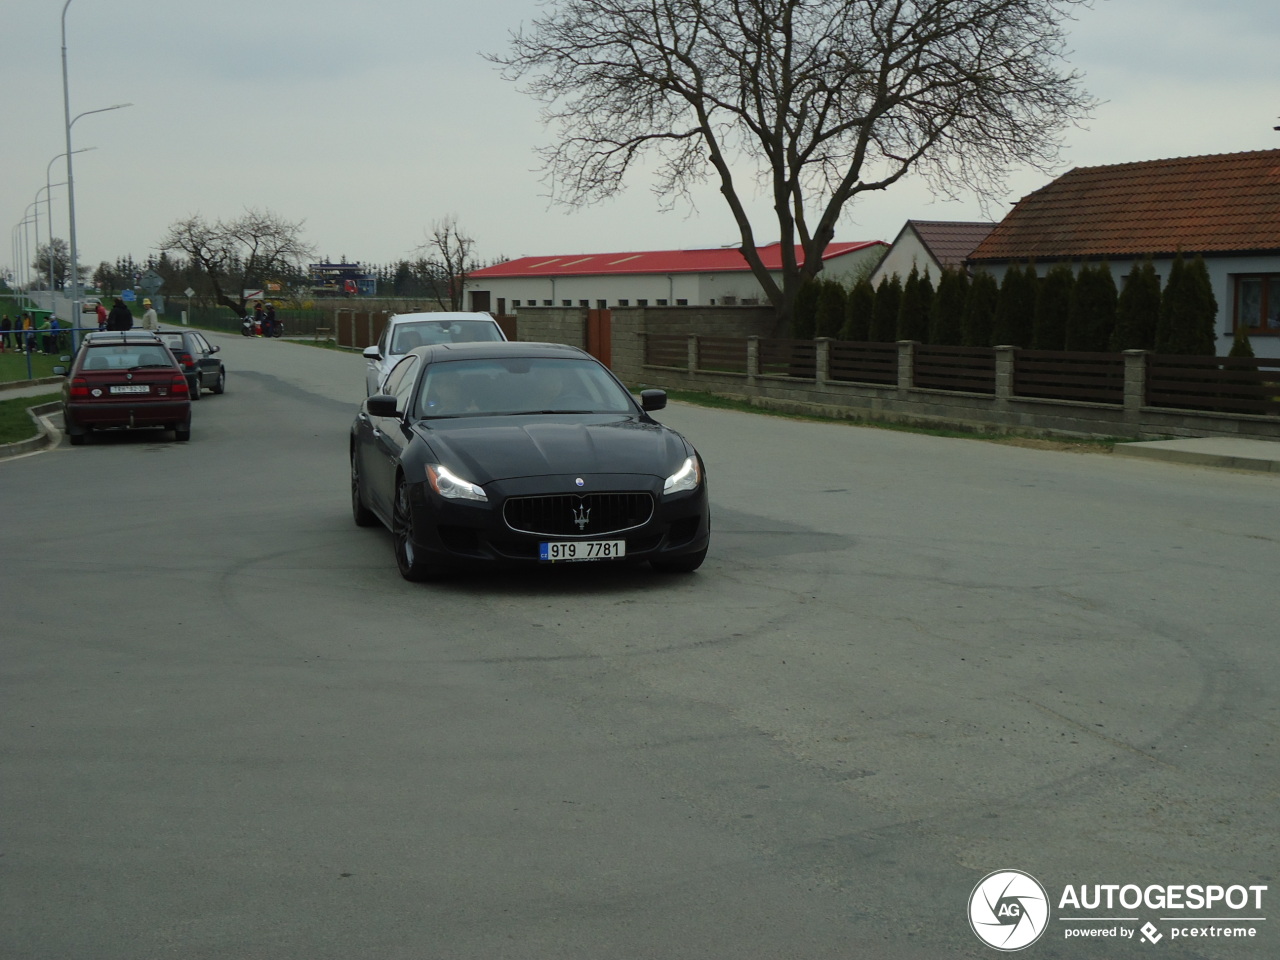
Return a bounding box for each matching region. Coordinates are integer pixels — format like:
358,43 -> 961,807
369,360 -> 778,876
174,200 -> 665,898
140,270 -> 164,295
243,289 -> 264,301
121,290 -> 136,302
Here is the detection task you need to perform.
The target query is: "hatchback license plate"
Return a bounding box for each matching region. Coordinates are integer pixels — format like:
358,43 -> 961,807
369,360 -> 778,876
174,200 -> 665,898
539,540 -> 626,562
109,384 -> 150,394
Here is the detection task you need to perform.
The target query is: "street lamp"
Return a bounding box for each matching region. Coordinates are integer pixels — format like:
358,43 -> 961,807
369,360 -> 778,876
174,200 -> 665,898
62,0 -> 132,325
44,148 -> 93,310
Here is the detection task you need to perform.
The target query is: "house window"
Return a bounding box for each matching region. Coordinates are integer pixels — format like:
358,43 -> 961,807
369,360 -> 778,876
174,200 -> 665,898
562,300 -> 572,306
617,299 -> 630,307
578,300 -> 589,307
676,299 -> 688,306
1234,275 -> 1280,334
656,299 -> 668,306
543,300 -> 553,306
512,300 -> 521,308
637,299 -> 649,306
596,300 -> 607,309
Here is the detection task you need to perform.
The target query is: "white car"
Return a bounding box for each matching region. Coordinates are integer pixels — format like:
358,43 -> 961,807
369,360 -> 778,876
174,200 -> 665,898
363,312 -> 507,395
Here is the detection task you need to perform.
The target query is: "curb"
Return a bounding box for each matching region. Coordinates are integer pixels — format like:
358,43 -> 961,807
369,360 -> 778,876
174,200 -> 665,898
1112,445 -> 1280,474
0,376 -> 64,394
0,402 -> 62,460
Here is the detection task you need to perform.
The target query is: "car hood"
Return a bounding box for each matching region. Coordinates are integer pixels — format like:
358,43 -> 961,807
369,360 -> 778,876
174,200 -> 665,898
415,415 -> 689,484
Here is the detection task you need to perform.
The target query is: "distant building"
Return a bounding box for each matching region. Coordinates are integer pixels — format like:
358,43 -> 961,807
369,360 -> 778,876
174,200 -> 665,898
464,241 -> 887,315
967,149 -> 1280,356
869,220 -> 996,286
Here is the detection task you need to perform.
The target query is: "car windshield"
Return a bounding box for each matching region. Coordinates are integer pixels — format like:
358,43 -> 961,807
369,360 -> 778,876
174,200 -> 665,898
390,320 -> 503,354
416,358 -> 635,418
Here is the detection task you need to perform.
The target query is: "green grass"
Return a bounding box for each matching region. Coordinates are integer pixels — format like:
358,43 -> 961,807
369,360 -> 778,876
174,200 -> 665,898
0,349 -> 65,384
649,385 -> 1121,451
0,392 -> 60,445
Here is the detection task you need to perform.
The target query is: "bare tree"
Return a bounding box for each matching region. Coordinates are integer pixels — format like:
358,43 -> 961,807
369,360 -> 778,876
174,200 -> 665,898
160,209 -> 315,318
415,217 -> 480,312
32,238 -> 83,291
491,0 -> 1096,330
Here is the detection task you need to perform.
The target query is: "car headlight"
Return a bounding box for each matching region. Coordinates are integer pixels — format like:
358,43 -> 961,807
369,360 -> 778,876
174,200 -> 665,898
663,455 -> 701,495
426,464 -> 488,502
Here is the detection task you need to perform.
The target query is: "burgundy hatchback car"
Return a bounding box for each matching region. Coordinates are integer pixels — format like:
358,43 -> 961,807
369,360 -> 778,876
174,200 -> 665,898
61,331 -> 193,445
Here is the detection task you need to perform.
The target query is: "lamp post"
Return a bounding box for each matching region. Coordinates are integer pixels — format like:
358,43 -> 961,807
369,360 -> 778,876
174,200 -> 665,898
61,0 -> 131,331
45,148 -> 93,310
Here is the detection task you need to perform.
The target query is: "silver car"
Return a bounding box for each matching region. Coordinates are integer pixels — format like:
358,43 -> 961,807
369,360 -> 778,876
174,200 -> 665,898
363,312 -> 507,395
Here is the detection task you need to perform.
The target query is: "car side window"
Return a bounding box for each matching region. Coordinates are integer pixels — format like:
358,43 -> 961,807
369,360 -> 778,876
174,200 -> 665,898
195,334 -> 212,353
381,356 -> 418,406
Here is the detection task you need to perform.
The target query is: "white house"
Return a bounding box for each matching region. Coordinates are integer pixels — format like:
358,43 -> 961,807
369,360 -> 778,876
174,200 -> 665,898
869,220 -> 996,286
967,149 -> 1280,357
464,241 -> 887,315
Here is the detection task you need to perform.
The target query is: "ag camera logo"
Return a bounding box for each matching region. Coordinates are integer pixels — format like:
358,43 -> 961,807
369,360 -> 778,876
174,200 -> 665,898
969,869 -> 1050,951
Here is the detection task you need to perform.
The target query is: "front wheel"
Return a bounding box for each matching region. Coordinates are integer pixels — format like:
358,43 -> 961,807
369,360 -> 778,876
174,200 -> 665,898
211,368 -> 226,395
392,478 -> 443,581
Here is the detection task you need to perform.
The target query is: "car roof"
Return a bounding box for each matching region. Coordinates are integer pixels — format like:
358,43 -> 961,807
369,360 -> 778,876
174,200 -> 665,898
388,311 -> 499,326
82,331 -> 165,345
405,341 -> 592,363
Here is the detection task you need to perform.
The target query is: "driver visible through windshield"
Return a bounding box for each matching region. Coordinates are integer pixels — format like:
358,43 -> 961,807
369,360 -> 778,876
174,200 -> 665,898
417,358 -> 635,418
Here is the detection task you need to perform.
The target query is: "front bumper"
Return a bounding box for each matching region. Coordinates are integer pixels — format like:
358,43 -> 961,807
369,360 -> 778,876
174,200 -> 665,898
407,472 -> 710,567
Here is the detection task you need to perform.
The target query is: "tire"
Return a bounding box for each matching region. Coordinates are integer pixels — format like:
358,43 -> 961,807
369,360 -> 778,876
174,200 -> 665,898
189,376 -> 202,400
392,477 -> 443,581
174,421 -> 191,442
211,367 -> 226,395
651,546 -> 708,573
351,452 -> 378,527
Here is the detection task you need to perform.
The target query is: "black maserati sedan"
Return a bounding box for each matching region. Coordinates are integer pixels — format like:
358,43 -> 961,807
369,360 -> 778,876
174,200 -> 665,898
350,341 -> 710,581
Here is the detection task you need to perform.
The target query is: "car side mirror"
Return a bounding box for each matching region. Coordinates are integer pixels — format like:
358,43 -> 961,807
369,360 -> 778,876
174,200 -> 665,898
365,394 -> 399,418
53,365 -> 68,376
363,345 -> 382,360
210,345 -> 220,354
640,389 -> 667,411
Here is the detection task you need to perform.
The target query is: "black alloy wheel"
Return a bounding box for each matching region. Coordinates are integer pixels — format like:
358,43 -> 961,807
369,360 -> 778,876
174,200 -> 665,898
392,477 -> 442,582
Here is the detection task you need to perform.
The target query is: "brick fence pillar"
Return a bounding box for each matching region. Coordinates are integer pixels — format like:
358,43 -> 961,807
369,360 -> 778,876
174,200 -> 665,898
815,337 -> 832,386
896,340 -> 917,391
1123,349 -> 1148,424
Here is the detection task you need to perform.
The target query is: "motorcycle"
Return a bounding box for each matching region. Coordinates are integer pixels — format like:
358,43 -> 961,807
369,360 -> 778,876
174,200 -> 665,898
241,315 -> 256,337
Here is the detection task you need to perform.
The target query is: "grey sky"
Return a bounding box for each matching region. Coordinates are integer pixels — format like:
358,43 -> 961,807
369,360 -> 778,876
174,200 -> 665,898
4,0 -> 1277,280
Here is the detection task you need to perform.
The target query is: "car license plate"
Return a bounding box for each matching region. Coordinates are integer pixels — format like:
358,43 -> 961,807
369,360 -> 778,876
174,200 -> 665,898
109,384 -> 150,394
539,540 -> 626,562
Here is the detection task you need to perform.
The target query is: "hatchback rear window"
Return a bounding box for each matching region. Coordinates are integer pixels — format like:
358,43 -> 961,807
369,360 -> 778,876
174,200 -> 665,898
82,346 -> 173,370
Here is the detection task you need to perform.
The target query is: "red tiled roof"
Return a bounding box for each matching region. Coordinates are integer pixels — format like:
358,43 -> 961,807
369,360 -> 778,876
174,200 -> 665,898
469,241 -> 885,278
969,149 -> 1280,262
906,221 -> 996,267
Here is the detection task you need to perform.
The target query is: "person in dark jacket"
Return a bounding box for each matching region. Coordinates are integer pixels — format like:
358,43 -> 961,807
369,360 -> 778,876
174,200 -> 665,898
106,298 -> 133,331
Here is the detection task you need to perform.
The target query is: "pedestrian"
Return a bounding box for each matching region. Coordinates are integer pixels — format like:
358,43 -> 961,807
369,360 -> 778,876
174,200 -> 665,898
264,301 -> 278,337
106,298 -> 133,331
22,313 -> 36,353
95,301 -> 108,331
0,314 -> 11,352
141,298 -> 159,332
47,315 -> 62,353
252,301 -> 265,336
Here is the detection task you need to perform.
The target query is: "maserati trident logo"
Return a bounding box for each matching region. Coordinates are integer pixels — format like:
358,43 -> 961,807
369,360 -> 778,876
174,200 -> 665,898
572,503 -> 591,531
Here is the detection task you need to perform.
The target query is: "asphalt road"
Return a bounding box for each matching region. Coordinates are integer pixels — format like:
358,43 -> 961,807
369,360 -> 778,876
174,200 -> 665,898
2,330 -> 1277,959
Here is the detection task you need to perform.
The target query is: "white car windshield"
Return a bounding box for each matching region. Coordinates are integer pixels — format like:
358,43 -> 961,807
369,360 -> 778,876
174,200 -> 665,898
416,358 -> 634,418
390,320 -> 503,354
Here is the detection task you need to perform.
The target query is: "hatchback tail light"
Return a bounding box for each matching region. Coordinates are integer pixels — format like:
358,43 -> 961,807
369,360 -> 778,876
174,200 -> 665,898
170,375 -> 190,396
69,377 -> 89,399
177,351 -> 195,369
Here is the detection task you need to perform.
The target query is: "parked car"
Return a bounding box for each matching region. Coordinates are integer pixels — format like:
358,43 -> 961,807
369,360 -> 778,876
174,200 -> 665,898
61,331 -> 192,444
156,329 -> 226,399
363,312 -> 506,395
350,341 -> 709,580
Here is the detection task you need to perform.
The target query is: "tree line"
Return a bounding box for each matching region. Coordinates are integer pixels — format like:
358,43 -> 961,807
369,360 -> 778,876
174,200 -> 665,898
792,254 -> 1240,357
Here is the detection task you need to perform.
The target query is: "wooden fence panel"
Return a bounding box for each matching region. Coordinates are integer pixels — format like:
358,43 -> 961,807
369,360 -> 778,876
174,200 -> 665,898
1147,355 -> 1280,416
758,339 -> 817,378
697,336 -> 749,374
829,341 -> 898,385
914,345 -> 997,394
1013,350 -> 1125,405
645,334 -> 688,368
